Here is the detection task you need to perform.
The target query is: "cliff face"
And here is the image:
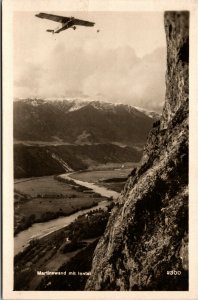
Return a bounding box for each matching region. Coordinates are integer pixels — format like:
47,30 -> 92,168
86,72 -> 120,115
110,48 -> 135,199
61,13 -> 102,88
86,11 -> 189,291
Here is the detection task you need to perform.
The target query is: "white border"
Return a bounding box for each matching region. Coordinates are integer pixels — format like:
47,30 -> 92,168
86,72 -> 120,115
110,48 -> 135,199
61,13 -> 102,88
3,0 -> 198,299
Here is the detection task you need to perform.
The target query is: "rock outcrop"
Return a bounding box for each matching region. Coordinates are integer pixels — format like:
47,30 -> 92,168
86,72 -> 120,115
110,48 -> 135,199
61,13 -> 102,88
86,11 -> 189,291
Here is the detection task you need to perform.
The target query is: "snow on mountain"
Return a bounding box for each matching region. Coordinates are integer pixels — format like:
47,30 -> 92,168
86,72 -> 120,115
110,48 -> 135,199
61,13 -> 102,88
14,97 -> 156,146
68,101 -> 89,112
14,97 -> 159,118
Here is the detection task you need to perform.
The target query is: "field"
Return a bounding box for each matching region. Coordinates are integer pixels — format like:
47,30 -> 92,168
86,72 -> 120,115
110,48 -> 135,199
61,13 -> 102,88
86,162 -> 139,171
14,175 -> 106,235
70,163 -> 139,192
15,175 -> 91,197
71,163 -> 138,183
14,162 -> 139,234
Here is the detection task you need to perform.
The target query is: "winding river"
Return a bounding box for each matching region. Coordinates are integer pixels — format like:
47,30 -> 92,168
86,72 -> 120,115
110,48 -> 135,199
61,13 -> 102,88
14,173 -> 119,255
59,173 -> 119,199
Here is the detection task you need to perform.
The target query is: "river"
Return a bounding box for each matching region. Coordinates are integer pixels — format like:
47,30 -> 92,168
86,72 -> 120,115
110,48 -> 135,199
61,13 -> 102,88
59,172 -> 119,199
14,173 -> 119,255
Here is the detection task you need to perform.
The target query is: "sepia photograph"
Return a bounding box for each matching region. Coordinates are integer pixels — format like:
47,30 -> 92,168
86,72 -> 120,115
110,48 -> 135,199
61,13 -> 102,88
2,0 -> 198,299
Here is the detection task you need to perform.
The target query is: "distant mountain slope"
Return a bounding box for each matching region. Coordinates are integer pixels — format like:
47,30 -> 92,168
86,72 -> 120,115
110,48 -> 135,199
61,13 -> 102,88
14,143 -> 142,178
14,99 -> 158,146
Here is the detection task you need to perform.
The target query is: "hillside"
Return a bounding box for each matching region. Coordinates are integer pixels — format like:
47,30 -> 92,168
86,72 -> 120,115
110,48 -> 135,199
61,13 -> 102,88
86,11 -> 189,291
14,143 -> 142,178
14,99 -> 158,147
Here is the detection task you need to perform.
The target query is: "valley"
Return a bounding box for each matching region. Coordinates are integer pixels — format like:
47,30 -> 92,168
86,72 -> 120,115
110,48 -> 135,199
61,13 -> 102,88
14,164 -> 133,237
13,98 -> 152,290
14,175 -> 104,236
14,206 -> 111,291
14,164 -> 135,290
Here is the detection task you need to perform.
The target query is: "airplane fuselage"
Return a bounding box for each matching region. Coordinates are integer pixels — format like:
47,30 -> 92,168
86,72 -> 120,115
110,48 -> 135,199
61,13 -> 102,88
54,18 -> 75,33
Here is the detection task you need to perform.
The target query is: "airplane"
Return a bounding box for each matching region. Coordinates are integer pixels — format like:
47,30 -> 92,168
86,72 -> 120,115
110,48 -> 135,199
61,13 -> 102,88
35,12 -> 95,34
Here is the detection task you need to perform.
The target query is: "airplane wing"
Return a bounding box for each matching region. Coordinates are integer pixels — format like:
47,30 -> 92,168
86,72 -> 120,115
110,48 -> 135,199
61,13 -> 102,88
35,13 -> 70,23
73,18 -> 95,27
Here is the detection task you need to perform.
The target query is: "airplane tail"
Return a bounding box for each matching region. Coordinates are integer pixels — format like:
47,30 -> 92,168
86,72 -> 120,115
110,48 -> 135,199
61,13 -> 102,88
46,29 -> 54,33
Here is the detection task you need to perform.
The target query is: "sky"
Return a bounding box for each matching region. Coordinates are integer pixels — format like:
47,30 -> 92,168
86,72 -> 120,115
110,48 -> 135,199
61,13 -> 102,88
14,11 -> 166,112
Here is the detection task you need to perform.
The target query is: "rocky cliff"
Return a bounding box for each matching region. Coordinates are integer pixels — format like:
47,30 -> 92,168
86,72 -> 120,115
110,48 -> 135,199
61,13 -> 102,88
86,11 -> 189,291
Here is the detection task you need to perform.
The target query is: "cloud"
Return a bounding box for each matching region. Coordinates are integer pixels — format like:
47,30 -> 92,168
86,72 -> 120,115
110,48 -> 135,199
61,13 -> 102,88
14,63 -> 45,97
14,43 -> 166,112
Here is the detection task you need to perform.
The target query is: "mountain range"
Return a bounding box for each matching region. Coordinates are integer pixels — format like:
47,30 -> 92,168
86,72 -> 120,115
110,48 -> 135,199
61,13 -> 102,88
14,99 -> 159,147
14,99 -> 159,178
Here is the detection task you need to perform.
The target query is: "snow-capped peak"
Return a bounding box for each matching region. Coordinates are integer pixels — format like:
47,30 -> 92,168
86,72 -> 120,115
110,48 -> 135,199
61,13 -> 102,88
14,97 -> 159,119
68,101 -> 88,112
